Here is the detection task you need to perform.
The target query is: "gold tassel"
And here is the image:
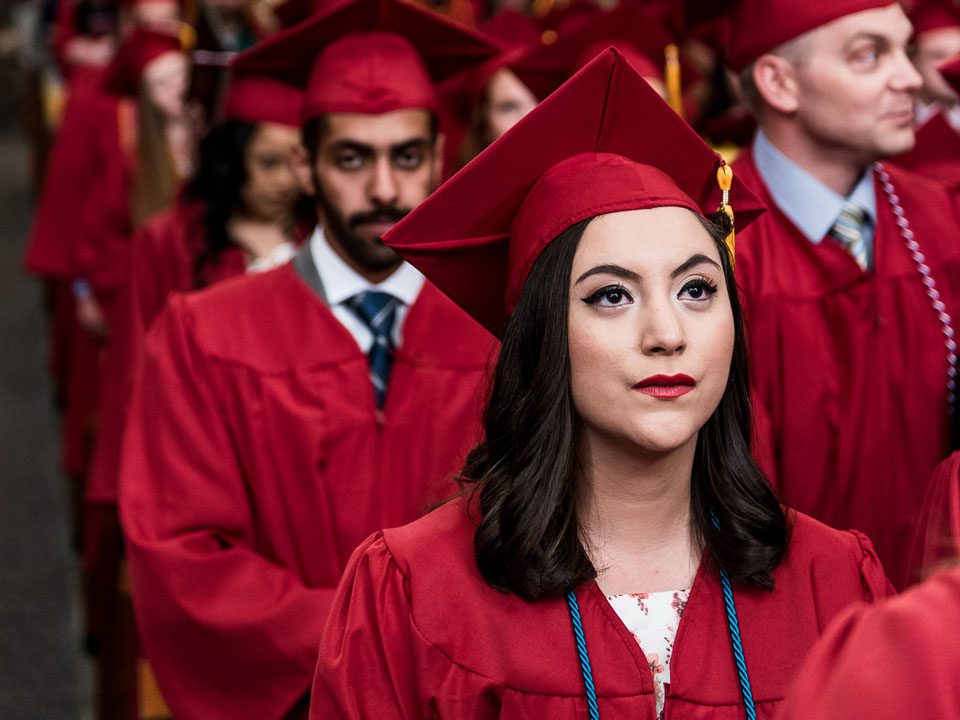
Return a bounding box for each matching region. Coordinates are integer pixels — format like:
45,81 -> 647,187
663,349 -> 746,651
178,22 -> 197,52
665,43 -> 683,118
717,162 -> 735,269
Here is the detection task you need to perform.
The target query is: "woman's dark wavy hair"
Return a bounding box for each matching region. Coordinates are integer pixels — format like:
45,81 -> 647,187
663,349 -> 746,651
187,120 -> 312,288
463,211 -> 790,601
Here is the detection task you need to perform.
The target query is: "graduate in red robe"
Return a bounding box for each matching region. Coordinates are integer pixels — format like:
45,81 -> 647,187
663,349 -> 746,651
87,74 -> 307,506
119,4 -> 499,717
891,0 -> 960,187
777,564 -> 960,720
724,0 -> 960,588
311,49 -> 892,720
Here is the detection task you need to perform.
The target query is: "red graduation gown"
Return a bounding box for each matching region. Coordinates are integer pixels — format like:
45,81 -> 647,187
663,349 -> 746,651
733,151 -> 960,588
86,201 -> 246,504
120,261 -> 496,720
909,451 -> 960,582
891,112 -> 960,191
776,565 -> 960,720
311,497 -> 891,719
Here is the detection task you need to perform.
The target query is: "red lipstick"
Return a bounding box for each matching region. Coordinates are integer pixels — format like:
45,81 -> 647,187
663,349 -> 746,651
633,374 -> 696,399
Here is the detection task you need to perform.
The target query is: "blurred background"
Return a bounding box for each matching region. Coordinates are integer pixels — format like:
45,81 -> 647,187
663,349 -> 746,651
0,1 -> 93,719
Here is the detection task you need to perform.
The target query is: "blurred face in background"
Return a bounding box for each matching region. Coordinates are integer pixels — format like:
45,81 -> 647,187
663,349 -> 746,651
483,68 -> 538,144
142,50 -> 189,120
913,27 -> 960,105
240,122 -> 302,223
129,0 -> 181,31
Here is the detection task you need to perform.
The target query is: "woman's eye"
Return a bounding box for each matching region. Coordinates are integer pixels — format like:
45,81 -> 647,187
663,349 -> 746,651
679,278 -> 718,302
583,284 -> 633,307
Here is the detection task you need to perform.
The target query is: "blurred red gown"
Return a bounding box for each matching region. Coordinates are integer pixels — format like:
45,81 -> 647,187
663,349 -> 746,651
776,564 -> 960,720
733,152 -> 960,589
85,201 -> 246,504
891,112 -> 960,191
120,257 -> 497,720
311,498 -> 892,719
910,450 -> 960,582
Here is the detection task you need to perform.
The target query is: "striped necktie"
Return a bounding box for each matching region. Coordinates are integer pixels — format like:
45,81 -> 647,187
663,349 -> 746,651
346,291 -> 400,409
829,200 -> 871,271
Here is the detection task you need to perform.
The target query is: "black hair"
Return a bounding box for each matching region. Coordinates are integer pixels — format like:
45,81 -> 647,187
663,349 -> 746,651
187,120 -> 311,287
464,211 -> 790,601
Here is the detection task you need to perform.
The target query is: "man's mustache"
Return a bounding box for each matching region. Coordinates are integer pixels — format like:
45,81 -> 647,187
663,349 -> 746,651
349,207 -> 410,228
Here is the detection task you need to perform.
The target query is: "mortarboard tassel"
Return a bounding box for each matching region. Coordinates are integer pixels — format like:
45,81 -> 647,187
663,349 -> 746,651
665,43 -> 683,118
717,162 -> 735,269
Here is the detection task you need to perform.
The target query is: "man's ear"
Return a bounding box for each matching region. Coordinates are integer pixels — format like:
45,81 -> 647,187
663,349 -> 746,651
290,142 -> 316,197
432,132 -> 445,184
753,54 -> 802,114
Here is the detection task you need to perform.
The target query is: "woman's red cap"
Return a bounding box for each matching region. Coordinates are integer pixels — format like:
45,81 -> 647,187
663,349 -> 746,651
383,48 -> 765,337
103,26 -> 185,96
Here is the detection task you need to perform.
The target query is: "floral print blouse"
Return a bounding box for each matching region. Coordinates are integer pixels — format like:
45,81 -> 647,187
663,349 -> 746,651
606,589 -> 691,719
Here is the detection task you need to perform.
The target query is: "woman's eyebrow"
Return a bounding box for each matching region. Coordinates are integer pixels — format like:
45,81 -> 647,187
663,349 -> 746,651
574,264 -> 640,286
671,254 -> 721,278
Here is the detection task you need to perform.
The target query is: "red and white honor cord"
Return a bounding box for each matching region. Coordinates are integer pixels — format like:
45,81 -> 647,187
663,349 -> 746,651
876,162 -> 957,414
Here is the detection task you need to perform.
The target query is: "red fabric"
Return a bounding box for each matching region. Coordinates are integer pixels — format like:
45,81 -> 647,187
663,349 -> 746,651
75,100 -> 137,298
911,0 -> 960,35
119,263 -> 496,719
231,0 -> 499,121
733,149 -> 960,589
103,27 -> 183,97
725,0 -> 894,71
891,111 -> 960,190
222,75 -> 302,127
939,54 -> 960,95
384,49 -> 765,337
910,451 -> 960,581
61,306 -> 101,476
25,73 -> 114,280
86,202 -> 247,505
311,498 -> 892,718
776,565 -> 960,720
519,2 -> 674,98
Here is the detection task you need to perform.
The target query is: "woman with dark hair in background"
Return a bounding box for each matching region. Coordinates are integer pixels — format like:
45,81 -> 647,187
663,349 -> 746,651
86,72 -> 308,511
80,72 -> 308,717
311,50 -> 893,720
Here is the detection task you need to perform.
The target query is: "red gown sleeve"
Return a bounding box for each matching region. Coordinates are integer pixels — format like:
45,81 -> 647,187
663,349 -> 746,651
776,567 -> 960,720
119,295 -> 335,720
310,533 -> 429,720
849,528 -> 896,602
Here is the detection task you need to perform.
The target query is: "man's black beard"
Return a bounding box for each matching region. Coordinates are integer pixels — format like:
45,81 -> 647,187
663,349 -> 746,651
314,188 -> 410,273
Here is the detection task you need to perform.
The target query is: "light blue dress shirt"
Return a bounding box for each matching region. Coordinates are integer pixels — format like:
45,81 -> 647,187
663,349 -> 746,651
752,130 -> 877,265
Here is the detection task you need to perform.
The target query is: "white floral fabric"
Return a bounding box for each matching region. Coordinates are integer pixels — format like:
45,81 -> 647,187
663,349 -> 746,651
606,589 -> 690,719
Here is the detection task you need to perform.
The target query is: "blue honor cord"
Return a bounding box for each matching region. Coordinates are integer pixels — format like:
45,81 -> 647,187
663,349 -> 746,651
566,566 -> 757,718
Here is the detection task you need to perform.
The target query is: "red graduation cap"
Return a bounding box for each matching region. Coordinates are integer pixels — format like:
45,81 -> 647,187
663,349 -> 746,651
480,9 -> 542,47
911,0 -> 960,36
103,26 -> 187,96
230,0 -> 499,122
725,0 -> 895,71
222,74 -> 303,127
510,1 -> 674,100
383,48 -> 766,337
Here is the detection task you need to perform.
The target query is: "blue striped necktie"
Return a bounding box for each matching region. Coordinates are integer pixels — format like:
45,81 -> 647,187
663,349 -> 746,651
829,200 -> 871,271
346,291 -> 400,409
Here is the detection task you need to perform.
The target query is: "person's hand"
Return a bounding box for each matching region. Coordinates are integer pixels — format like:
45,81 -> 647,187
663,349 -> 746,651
75,295 -> 109,340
